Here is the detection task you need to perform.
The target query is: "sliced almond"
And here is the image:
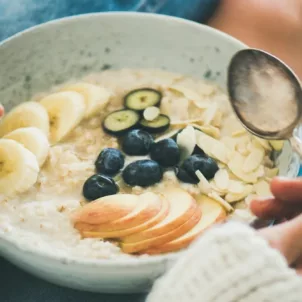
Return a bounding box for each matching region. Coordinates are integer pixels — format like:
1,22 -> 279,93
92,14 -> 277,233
242,147 -> 265,173
214,169 -> 229,190
196,130 -> 229,164
225,185 -> 253,203
228,152 -> 259,183
232,129 -> 247,137
254,180 -> 272,197
264,167 -> 279,178
220,137 -> 236,153
210,182 -> 227,196
208,191 -> 233,212
202,102 -> 218,125
193,124 -> 220,139
212,110 -> 223,128
171,118 -> 204,126
252,137 -> 271,151
263,156 -> 274,168
160,96 -> 189,121
245,194 -> 259,206
155,129 -> 180,143
168,84 -> 203,104
195,170 -> 212,194
177,126 -> 196,161
228,180 -> 245,194
269,140 -> 284,151
231,209 -> 256,223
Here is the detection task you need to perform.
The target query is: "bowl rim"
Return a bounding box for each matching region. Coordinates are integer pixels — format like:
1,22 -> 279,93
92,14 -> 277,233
0,12 -> 249,267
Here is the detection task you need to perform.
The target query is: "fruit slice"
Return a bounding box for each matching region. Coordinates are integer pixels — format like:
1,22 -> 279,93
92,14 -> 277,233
142,195 -> 226,255
102,109 -> 140,136
59,82 -> 111,118
0,102 -> 49,137
76,192 -> 162,232
139,114 -> 170,134
0,139 -> 39,195
81,194 -> 169,238
121,188 -> 197,243
120,207 -> 201,254
71,194 -> 139,225
124,88 -> 162,112
4,127 -> 50,167
40,91 -> 86,144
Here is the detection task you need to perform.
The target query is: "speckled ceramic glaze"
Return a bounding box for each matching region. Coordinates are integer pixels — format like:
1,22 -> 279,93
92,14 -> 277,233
0,13 -> 299,293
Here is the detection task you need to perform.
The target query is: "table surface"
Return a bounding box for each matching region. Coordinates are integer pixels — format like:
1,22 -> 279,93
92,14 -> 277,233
0,256 -> 146,302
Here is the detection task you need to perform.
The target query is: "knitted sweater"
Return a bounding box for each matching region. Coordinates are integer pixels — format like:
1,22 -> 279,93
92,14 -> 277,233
146,223 -> 302,302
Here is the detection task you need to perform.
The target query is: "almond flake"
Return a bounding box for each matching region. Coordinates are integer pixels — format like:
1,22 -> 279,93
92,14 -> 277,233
208,192 -> 233,212
264,167 -> 279,178
231,209 -> 256,223
170,118 -> 204,126
220,137 -> 236,153
168,84 -> 203,103
232,129 -> 247,137
202,102 -> 218,125
143,106 -> 160,121
252,137 -> 272,151
242,147 -> 265,173
160,96 -> 189,121
195,170 -> 212,194
210,182 -> 227,196
212,110 -> 223,128
254,180 -> 272,197
177,126 -> 196,161
269,140 -> 284,151
196,130 -> 229,164
245,194 -> 259,206
228,180 -> 245,194
225,185 -> 253,203
154,129 -> 179,142
193,124 -> 220,139
228,152 -> 259,183
214,169 -> 229,190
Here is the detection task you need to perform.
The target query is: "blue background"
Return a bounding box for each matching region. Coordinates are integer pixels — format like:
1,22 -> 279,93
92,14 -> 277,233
0,0 -> 301,301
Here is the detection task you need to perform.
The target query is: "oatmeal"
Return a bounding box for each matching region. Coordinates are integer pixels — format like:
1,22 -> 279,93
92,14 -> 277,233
0,69 -> 282,258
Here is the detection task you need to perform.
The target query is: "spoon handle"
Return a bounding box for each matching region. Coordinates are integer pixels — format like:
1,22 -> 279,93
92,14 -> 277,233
289,135 -> 302,158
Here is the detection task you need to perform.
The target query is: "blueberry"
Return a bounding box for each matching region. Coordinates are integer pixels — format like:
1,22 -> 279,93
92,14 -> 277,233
182,155 -> 219,181
122,129 -> 154,156
83,174 -> 119,201
175,167 -> 199,184
95,148 -> 125,176
192,145 -> 206,156
122,160 -> 163,187
150,138 -> 180,167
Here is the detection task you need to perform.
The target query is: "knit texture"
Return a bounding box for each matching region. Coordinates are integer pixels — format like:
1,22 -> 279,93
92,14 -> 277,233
146,222 -> 302,302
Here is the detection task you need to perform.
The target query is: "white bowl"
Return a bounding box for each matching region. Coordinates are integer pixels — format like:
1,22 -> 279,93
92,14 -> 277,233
0,12 -> 299,293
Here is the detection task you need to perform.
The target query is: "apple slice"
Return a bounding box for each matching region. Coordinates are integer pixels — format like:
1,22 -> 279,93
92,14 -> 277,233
120,206 -> 202,254
142,195 -> 226,255
71,194 -> 139,225
75,192 -> 162,232
81,195 -> 170,238
121,188 -> 197,244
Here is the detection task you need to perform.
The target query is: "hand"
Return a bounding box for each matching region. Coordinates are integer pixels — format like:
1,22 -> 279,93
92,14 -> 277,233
208,0 -> 302,79
251,177 -> 302,275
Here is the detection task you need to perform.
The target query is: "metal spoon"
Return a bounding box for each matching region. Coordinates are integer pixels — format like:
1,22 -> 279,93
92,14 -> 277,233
227,48 -> 302,157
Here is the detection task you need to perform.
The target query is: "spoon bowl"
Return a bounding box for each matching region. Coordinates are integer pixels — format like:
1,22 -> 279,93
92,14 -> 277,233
228,49 -> 302,141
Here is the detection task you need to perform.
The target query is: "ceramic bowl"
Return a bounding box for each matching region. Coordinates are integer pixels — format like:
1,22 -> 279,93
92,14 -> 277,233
0,12 -> 299,293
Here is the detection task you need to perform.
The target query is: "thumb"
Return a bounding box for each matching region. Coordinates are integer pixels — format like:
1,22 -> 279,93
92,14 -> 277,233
258,214 -> 302,265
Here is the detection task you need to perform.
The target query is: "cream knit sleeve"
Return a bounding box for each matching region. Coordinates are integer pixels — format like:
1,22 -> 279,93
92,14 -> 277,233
146,222 -> 302,302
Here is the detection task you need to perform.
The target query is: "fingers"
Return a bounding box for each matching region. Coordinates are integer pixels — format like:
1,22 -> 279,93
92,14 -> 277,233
250,197 -> 302,219
259,214 -> 302,265
270,177 -> 302,203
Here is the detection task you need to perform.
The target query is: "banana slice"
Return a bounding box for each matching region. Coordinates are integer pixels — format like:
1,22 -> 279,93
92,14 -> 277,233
40,91 -> 86,144
4,127 -> 50,167
0,139 -> 39,195
0,102 -> 49,137
59,83 -> 111,118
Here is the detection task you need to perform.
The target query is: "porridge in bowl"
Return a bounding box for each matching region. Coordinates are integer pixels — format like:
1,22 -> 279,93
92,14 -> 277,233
0,69 -> 283,258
